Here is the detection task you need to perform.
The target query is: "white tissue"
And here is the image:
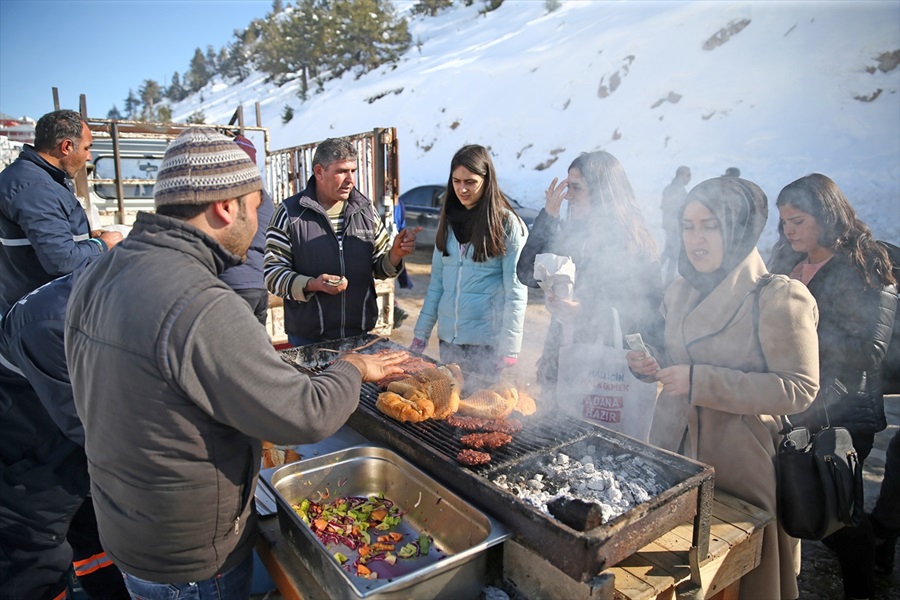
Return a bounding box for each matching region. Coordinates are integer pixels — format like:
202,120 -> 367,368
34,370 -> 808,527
533,253 -> 576,299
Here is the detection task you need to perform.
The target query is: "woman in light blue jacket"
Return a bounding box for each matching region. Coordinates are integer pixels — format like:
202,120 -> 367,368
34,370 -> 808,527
411,145 -> 528,380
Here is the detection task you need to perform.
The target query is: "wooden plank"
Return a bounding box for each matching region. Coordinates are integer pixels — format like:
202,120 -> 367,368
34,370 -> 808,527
609,493 -> 771,600
611,565 -> 669,600
699,527 -> 764,598
714,492 -> 772,525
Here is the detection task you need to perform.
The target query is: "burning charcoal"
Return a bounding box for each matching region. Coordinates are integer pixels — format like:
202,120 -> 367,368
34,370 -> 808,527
548,497 -> 604,532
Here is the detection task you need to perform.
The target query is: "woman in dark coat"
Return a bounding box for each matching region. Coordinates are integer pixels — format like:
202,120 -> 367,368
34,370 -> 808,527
516,150 -> 662,404
769,172 -> 898,600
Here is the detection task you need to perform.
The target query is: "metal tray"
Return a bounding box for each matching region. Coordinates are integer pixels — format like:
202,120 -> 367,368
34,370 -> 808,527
260,444 -> 509,600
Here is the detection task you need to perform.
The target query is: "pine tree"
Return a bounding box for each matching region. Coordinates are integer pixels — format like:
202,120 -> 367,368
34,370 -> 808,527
323,0 -> 411,79
187,48 -> 210,92
205,45 -> 218,75
222,29 -> 253,82
157,106 -> 172,123
138,79 -> 162,121
107,105 -> 123,120
411,0 -> 452,17
167,72 -> 187,102
253,0 -> 321,88
282,104 -> 294,124
124,89 -> 140,120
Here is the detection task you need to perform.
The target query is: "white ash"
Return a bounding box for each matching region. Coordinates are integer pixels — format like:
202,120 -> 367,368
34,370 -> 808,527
492,448 -> 668,524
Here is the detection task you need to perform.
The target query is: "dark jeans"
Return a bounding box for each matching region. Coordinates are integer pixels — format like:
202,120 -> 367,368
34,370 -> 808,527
122,552 -> 253,600
233,288 -> 269,326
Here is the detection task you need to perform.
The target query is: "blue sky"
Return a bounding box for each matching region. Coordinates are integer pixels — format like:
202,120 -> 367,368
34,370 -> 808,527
0,0 -> 272,120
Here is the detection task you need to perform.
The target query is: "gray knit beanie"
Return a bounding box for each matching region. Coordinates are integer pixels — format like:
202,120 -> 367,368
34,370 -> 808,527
154,128 -> 263,207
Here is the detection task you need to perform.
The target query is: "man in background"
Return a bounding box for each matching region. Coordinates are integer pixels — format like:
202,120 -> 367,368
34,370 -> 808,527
0,109 -> 122,313
0,271 -> 129,599
660,165 -> 691,285
219,134 -> 275,326
65,128 -> 406,597
265,137 -> 420,346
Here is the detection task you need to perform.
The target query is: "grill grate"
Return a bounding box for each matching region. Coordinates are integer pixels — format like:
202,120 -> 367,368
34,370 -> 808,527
279,334 -> 597,471
278,336 -> 714,582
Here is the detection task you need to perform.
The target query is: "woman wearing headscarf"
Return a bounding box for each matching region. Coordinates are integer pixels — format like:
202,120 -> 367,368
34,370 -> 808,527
769,173 -> 897,600
628,177 -> 820,599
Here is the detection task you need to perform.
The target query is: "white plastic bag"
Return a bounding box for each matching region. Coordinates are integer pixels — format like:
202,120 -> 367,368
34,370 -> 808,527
556,308 -> 658,442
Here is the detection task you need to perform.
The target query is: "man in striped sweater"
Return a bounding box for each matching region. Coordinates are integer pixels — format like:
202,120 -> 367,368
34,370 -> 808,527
265,137 -> 420,346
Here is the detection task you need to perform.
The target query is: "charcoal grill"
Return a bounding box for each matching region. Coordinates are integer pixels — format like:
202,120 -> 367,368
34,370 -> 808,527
281,335 -> 714,582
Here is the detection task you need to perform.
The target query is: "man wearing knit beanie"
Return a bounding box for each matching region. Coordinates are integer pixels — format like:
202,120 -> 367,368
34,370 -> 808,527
219,134 -> 276,326
65,127 -> 408,597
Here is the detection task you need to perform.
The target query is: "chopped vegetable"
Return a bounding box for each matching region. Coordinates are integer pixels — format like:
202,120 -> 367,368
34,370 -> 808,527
292,494 -> 425,577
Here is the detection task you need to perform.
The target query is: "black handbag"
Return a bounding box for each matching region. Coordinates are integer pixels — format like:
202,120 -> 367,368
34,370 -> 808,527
751,276 -> 863,540
776,384 -> 864,540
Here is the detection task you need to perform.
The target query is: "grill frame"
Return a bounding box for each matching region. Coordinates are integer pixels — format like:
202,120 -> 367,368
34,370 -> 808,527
280,335 -> 714,581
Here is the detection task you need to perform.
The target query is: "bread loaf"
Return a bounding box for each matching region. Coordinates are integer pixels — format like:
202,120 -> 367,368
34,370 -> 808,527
376,391 -> 435,422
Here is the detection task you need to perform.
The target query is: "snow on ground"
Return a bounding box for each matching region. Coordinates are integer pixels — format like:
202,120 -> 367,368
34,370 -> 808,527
171,0 -> 900,250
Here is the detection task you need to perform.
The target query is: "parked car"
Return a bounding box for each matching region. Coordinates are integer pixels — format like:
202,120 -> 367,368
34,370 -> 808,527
398,184 -> 539,247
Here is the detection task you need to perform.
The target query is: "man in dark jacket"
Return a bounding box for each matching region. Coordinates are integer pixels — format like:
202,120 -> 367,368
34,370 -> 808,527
65,128 -> 406,598
265,137 -> 420,345
0,271 -> 129,599
219,134 -> 275,326
0,109 -> 122,313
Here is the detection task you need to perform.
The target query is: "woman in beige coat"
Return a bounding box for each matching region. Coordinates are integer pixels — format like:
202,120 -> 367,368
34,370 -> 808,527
628,176 -> 820,599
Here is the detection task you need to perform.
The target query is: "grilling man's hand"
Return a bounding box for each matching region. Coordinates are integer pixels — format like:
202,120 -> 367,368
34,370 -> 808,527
340,350 -> 409,382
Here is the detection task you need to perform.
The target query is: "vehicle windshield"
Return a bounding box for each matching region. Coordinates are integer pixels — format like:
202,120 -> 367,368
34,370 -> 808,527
92,156 -> 162,199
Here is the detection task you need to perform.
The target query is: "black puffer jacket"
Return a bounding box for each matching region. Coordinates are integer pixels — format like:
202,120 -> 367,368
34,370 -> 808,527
771,252 -> 897,434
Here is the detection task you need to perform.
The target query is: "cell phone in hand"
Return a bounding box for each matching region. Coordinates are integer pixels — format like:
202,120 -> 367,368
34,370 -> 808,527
325,276 -> 346,287
625,333 -> 651,358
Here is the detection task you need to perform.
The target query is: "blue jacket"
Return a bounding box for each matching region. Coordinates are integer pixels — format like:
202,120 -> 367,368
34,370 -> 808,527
414,209 -> 528,358
0,271 -> 88,548
219,190 -> 275,291
0,272 -> 81,444
0,146 -> 105,313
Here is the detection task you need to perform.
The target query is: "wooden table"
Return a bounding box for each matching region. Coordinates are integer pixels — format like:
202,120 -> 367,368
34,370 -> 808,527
604,492 -> 772,600
255,490 -> 771,600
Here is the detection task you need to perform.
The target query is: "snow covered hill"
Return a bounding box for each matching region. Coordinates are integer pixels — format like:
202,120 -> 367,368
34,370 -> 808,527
170,0 -> 900,249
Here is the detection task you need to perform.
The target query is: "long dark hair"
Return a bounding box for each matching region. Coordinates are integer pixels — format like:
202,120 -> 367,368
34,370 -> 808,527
772,173 -> 895,288
570,151 -> 659,260
436,145 -> 521,262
